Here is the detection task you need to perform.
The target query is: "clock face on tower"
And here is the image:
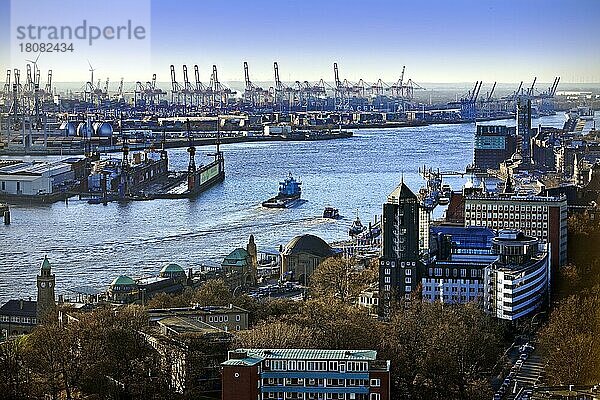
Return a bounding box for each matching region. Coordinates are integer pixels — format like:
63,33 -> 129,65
40,282 -> 46,288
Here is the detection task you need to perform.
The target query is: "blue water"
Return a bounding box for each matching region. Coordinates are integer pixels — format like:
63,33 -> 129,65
0,114 -> 581,303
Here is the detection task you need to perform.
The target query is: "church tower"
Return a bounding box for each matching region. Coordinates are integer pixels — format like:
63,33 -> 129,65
36,256 -> 56,319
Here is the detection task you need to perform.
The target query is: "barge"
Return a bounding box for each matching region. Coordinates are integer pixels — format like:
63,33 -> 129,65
262,173 -> 302,208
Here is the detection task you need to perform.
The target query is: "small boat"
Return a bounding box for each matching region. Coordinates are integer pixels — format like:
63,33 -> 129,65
349,210 -> 367,237
262,173 -> 302,208
323,207 -> 341,219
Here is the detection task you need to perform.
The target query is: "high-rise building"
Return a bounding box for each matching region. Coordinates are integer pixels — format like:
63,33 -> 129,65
484,230 -> 550,320
222,349 -> 391,400
379,181 -> 421,316
464,194 -> 567,274
517,98 -> 533,166
473,125 -> 517,171
36,256 -> 56,319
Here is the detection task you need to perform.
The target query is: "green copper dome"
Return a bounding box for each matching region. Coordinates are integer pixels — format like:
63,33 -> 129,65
160,263 -> 185,274
111,275 -> 135,286
41,256 -> 52,271
222,248 -> 250,267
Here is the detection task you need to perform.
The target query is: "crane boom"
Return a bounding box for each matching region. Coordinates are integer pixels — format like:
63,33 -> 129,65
244,61 -> 252,91
488,81 -> 497,101
473,81 -> 483,102
274,62 -> 281,90
170,65 -> 177,92
527,77 -> 537,96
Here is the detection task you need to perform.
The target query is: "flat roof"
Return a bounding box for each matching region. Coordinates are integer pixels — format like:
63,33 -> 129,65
156,316 -> 224,334
224,349 -> 378,365
0,161 -> 71,176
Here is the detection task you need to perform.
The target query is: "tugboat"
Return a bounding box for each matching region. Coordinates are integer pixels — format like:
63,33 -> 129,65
348,210 -> 367,237
262,173 -> 302,208
323,207 -> 341,219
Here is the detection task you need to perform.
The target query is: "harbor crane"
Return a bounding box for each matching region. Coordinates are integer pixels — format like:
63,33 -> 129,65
272,62 -> 296,111
208,65 -> 235,110
181,65 -> 194,108
243,61 -> 269,109
193,65 -> 207,107
170,64 -> 184,105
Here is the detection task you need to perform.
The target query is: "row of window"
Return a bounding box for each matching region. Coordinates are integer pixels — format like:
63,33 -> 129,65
383,277 -> 411,284
380,260 -> 416,268
466,212 -> 548,221
266,360 -> 368,373
424,294 -> 480,302
428,268 -> 481,278
466,204 -> 549,212
262,393 -> 378,400
423,278 -> 482,285
0,315 -> 37,324
382,285 -> 411,293
423,285 -> 483,293
263,378 -> 377,387
206,314 -> 242,323
466,221 -> 548,237
359,296 -> 379,306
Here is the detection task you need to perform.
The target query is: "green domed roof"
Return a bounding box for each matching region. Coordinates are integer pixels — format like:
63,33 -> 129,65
222,248 -> 250,267
160,263 -> 184,274
41,256 -> 52,271
111,275 -> 136,286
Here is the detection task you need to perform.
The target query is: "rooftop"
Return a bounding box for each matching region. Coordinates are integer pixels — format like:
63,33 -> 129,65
148,304 -> 248,319
110,275 -> 136,286
224,349 -> 379,367
0,299 -> 37,317
0,160 -> 71,176
282,234 -> 334,257
222,248 -> 250,267
465,193 -> 566,203
159,263 -> 185,274
494,229 -> 536,242
156,316 -> 224,335
387,181 -> 417,203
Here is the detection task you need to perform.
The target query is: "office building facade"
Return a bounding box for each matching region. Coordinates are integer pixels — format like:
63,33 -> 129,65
379,181 -> 421,316
484,230 -> 550,320
222,349 -> 390,400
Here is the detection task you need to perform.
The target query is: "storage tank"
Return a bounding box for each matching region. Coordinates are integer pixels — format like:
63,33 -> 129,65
77,122 -> 93,137
93,122 -> 113,137
59,121 -> 77,136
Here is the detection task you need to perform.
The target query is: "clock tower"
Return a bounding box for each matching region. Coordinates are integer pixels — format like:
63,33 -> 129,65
36,256 -> 56,319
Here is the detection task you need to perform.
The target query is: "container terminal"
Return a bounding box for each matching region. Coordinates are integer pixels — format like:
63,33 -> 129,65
0,61 -> 565,156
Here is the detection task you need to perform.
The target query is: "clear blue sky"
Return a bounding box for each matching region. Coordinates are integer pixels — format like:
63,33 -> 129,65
1,0 -> 599,83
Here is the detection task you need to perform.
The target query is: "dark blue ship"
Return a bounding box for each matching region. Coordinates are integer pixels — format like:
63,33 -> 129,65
262,173 -> 302,208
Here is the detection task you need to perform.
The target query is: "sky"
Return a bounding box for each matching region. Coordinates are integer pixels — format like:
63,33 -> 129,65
0,0 -> 599,84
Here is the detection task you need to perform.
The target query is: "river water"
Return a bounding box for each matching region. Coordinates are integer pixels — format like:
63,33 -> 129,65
0,115 -> 582,303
